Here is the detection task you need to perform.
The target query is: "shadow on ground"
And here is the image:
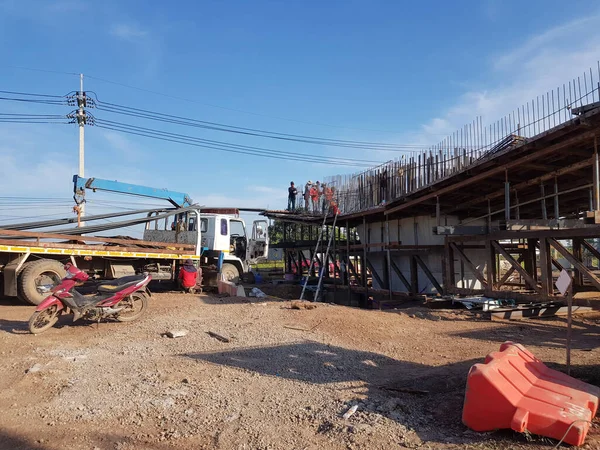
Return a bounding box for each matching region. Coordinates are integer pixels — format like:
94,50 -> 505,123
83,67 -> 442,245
181,340 -> 574,447
0,430 -> 46,450
451,317 -> 600,350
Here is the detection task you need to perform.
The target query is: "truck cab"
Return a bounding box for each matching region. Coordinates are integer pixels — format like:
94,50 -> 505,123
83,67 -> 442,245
143,208 -> 268,283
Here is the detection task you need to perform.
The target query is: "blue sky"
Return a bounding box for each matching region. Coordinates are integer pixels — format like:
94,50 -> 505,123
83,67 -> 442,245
0,0 -> 598,235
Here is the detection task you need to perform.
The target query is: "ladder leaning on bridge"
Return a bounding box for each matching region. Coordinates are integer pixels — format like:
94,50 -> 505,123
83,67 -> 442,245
299,209 -> 339,302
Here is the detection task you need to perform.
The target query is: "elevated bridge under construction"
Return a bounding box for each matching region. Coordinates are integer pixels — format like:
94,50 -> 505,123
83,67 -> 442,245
264,66 -> 600,313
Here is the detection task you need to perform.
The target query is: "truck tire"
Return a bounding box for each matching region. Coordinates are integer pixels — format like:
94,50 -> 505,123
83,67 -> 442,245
221,263 -> 240,283
18,259 -> 66,305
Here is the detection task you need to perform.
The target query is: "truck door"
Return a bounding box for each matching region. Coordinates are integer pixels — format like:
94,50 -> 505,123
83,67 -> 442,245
247,220 -> 269,264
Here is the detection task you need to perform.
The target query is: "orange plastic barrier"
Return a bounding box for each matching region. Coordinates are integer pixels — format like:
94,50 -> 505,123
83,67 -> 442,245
462,342 -> 599,446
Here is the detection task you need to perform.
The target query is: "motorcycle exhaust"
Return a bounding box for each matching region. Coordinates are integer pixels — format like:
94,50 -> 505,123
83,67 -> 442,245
101,307 -> 124,316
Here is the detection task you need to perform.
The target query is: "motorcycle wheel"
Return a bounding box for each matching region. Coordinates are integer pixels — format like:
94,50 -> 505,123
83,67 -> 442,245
28,305 -> 60,334
116,292 -> 148,322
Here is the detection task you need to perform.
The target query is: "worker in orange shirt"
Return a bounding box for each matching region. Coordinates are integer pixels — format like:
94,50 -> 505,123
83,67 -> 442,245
310,183 -> 319,213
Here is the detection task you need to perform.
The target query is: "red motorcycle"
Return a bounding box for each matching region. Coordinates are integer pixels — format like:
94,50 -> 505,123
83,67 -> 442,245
28,263 -> 152,334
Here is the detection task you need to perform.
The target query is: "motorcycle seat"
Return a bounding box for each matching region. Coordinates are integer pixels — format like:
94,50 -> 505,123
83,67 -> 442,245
97,275 -> 146,293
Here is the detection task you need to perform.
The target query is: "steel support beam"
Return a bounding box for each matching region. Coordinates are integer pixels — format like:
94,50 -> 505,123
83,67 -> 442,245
390,258 -> 412,291
549,238 -> 600,291
491,241 -> 540,293
449,242 -> 487,287
414,255 -> 443,294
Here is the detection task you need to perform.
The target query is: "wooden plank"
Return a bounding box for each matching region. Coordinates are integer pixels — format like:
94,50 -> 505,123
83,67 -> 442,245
336,284 -> 426,300
548,238 -> 600,292
385,133 -> 595,216
0,228 -> 196,250
490,305 -> 593,321
491,241 -> 541,293
0,238 -> 193,255
414,255 -> 443,294
449,242 -> 488,287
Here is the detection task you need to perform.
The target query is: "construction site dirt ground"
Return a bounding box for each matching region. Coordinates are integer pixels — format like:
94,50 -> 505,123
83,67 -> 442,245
0,292 -> 599,450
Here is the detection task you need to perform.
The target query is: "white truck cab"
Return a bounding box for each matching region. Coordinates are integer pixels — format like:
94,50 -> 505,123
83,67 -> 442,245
144,208 -> 268,283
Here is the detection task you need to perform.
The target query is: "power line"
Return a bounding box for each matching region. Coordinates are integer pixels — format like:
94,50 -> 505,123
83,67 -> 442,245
93,96 -> 430,152
93,117 -> 379,167
0,95 -> 68,106
0,90 -> 65,98
94,117 -> 380,165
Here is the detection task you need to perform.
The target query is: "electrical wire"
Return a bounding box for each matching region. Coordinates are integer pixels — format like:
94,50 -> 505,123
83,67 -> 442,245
0,90 -> 65,98
93,97 -> 429,152
94,119 -> 381,167
94,117 -> 380,166
0,96 -> 67,106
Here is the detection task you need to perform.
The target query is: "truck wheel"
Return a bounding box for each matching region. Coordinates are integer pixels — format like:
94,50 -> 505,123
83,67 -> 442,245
18,259 -> 66,305
221,263 -> 240,283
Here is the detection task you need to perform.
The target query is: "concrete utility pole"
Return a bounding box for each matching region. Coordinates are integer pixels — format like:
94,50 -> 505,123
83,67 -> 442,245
77,73 -> 86,225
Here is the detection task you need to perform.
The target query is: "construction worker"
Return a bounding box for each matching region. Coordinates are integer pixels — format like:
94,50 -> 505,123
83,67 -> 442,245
178,259 -> 199,294
303,180 -> 312,212
310,183 -> 319,213
315,181 -> 321,212
322,183 -> 331,213
288,181 -> 298,211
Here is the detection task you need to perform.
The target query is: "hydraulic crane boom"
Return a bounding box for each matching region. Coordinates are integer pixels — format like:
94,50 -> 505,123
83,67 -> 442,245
73,175 -> 194,208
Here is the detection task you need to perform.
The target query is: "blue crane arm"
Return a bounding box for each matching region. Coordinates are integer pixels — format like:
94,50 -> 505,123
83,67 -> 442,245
73,175 -> 193,207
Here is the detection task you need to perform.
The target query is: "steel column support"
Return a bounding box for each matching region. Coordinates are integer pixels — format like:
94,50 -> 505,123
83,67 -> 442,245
554,178 -> 560,219
346,220 -> 351,305
594,136 -> 599,210
385,218 -> 392,302
410,255 -> 418,294
504,171 -> 510,222
538,237 -> 553,297
362,216 -> 368,307
540,184 -> 547,220
443,239 -> 455,289
572,238 -> 583,287
485,239 -> 495,291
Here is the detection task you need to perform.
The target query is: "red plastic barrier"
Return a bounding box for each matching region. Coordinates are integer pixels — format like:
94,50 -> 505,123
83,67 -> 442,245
462,342 -> 599,446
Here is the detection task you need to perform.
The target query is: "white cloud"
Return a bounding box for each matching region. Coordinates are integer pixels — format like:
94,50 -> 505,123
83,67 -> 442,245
110,23 -> 148,41
406,15 -> 600,152
493,16 -> 600,71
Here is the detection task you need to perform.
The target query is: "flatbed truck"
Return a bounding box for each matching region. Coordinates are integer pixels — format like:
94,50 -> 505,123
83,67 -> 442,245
0,176 -> 269,304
